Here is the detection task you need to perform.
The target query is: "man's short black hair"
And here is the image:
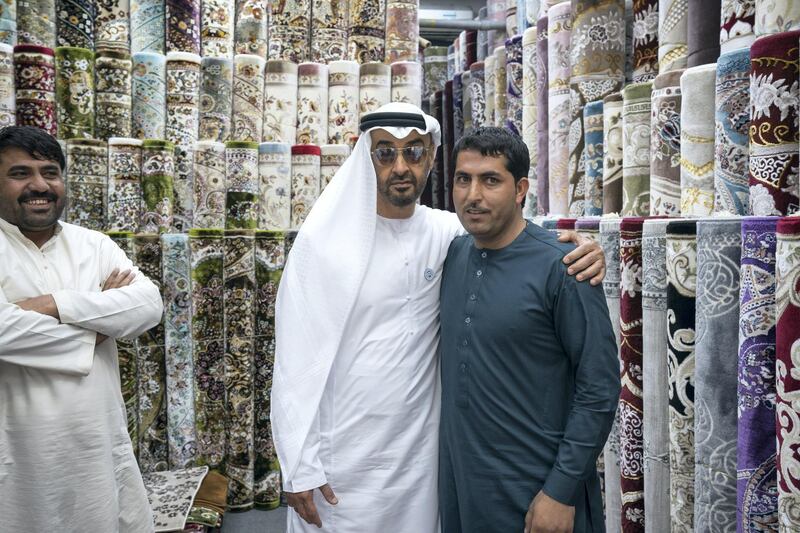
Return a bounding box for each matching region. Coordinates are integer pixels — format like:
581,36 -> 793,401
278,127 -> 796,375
0,126 -> 66,171
451,127 -> 530,182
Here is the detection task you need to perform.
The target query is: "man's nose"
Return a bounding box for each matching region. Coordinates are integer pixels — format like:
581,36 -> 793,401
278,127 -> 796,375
392,151 -> 410,174
27,172 -> 51,192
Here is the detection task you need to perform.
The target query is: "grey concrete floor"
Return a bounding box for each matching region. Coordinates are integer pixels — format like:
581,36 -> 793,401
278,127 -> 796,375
222,506 -> 287,533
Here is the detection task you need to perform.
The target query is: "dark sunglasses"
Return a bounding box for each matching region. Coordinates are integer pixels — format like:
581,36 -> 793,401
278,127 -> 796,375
371,145 -> 430,166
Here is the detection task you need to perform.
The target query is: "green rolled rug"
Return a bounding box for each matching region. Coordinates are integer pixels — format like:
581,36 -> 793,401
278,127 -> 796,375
108,230 -> 139,459
189,228 -> 226,471
95,50 -> 133,139
140,139 -> 175,233
133,232 -> 168,473
621,81 -> 653,216
65,138 -> 107,230
225,140 -> 259,229
55,46 -> 95,139
193,140 -> 226,229
17,0 -> 56,47
107,137 -> 143,232
253,230 -> 284,509
223,229 -> 256,510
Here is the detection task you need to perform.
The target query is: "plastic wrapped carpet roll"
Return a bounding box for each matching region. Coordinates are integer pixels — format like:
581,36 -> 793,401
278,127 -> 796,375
140,139 -> 175,233
547,3 -> 570,215
619,217 -> 646,532
522,29 -> 537,182
452,72 -> 464,142
347,0 -> 385,63
0,0 -> 17,45
625,0 -> 634,82
506,4 -> 518,36
359,61 -> 391,119
267,24 -> 309,63
693,218 -> 741,532
296,62 -> 328,145
657,0 -> 688,72
161,232 -> 197,470
776,217 -> 800,530
649,69 -> 682,217
257,142 -> 291,230
253,230 -> 285,509
95,51 -> 133,139
641,219 -> 671,533
749,31 -> 800,216
583,101 -> 603,217
567,0 -> 625,217
290,144 -> 320,228
231,54 -> 265,142
555,217 -> 575,230
461,70 -> 472,134
720,0 -> 755,53
223,228 -> 256,510
189,228 -> 226,470
108,231 -> 139,456
493,45 -> 506,128
234,0 -> 267,57
262,60 -> 297,143
107,137 -> 142,232
432,90 -> 445,209
462,30 -> 477,72
477,6 -> 488,62
130,0 -> 165,54
737,216 -> 779,532
55,46 -> 94,139
423,46 -> 448,103
603,92 -> 623,214
391,60 -> 423,109
680,64 -> 717,216
535,16 -> 548,215
621,82 -> 652,216
95,0 -> 130,52
385,0 -> 418,63
310,0 -> 347,63
17,0 -> 56,48
599,217 -> 623,533
505,35 -> 522,136
687,0 -> 720,67
132,52 -> 166,139
165,52 -> 201,147
713,48 -> 750,215
65,138 -> 107,230
327,60 -> 359,145
14,45 -> 57,134
665,220 -> 697,533
632,0 -> 658,81
200,0 -> 234,58
443,80 -> 454,211
198,56 -> 232,143
166,0 -> 201,55
487,0 -> 505,50
225,140 -> 259,229
193,140 -> 226,229
56,0 -> 94,49
320,144 -> 349,192
133,233 -> 167,473
755,0 -> 800,36
468,62 -> 486,130
0,43 -> 14,128
484,54 -> 495,126
447,44 -> 455,80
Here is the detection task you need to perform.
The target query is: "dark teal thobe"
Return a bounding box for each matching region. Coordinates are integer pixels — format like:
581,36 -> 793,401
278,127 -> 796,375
439,221 -> 620,533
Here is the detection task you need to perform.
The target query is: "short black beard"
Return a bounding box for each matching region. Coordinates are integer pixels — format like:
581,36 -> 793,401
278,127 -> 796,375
379,174 -> 421,207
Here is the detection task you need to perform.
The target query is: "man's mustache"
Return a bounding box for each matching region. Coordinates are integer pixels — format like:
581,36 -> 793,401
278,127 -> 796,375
388,174 -> 415,184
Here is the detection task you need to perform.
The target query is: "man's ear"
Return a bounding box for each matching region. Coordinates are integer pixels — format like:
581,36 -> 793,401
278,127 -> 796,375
516,177 -> 530,205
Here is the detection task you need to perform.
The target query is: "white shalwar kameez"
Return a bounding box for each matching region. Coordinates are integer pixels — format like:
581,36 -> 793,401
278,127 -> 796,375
272,103 -> 464,533
0,218 -> 163,532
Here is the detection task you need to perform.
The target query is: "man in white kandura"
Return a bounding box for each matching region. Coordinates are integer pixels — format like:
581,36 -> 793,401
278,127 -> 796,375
271,103 -> 606,532
0,126 -> 163,532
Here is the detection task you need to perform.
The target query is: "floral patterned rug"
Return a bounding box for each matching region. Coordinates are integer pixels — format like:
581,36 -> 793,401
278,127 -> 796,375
143,466 -> 209,532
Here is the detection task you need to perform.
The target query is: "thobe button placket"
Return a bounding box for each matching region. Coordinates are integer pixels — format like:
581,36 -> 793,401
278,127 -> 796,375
464,317 -> 471,324
469,294 -> 476,301
476,270 -> 482,277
